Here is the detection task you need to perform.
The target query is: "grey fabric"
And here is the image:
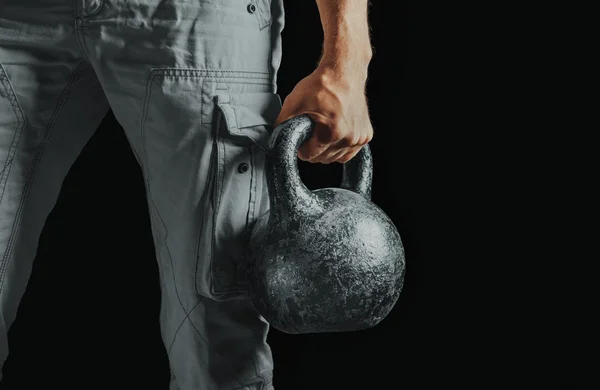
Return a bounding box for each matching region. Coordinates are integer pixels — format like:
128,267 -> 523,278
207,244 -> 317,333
0,1 -> 284,388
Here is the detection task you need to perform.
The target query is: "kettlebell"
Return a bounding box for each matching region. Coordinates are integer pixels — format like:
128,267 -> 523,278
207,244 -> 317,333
246,114 -> 405,334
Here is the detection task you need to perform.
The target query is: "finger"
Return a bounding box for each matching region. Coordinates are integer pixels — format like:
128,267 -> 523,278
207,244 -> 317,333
334,145 -> 363,164
322,130 -> 367,163
298,123 -> 330,161
319,147 -> 351,164
318,129 -> 365,163
310,121 -> 357,163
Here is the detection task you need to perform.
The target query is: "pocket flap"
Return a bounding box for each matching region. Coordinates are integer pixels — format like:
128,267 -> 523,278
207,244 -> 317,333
215,92 -> 282,149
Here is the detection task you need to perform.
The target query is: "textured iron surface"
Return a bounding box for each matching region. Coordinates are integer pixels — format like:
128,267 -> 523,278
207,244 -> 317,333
246,115 -> 405,334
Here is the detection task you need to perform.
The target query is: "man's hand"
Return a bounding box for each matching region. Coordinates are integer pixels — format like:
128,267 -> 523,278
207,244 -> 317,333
274,65 -> 372,164
274,0 -> 374,164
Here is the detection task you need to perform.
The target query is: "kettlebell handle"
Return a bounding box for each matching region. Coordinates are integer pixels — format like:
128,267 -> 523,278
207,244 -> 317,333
266,114 -> 373,220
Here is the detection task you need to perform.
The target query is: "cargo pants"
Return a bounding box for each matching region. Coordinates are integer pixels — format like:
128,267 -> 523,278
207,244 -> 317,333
0,0 -> 284,389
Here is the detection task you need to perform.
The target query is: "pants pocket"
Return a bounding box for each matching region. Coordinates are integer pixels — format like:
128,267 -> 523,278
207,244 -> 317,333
198,90 -> 282,301
140,68 -> 280,302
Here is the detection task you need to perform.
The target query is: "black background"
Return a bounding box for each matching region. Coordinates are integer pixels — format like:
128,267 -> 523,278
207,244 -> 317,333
0,1 -> 488,388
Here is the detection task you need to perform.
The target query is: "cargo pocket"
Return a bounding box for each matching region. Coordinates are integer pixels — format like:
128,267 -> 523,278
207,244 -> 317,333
196,91 -> 281,301
0,62 -> 25,207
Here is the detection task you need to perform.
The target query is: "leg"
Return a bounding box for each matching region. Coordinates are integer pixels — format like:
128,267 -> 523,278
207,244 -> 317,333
77,0 -> 284,389
0,0 -> 110,380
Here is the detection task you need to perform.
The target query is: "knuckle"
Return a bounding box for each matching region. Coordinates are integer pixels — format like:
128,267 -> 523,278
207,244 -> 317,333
317,71 -> 332,87
328,128 -> 345,142
337,136 -> 353,148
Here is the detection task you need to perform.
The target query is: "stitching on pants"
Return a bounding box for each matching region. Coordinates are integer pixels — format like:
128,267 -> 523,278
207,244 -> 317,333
140,72 -> 269,301
204,90 -> 271,297
194,76 -> 216,296
141,71 -> 246,389
140,71 -> 273,388
195,79 -> 271,298
211,113 -> 226,294
149,68 -> 270,78
247,146 -> 257,229
245,147 -> 254,229
145,194 -> 251,386
166,298 -> 202,355
74,19 -> 91,62
0,66 -> 26,207
253,0 -> 272,30
140,70 -> 190,316
209,105 -> 262,296
0,61 -> 88,292
166,300 -> 251,390
201,81 -> 272,125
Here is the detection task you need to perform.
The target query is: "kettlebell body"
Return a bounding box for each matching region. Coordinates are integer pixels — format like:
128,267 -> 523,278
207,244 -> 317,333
246,115 -> 405,334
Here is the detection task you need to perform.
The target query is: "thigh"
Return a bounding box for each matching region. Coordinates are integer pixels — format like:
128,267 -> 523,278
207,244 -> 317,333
0,0 -> 108,301
138,73 -> 282,302
80,0 -> 285,302
76,2 -> 285,388
0,0 -> 109,376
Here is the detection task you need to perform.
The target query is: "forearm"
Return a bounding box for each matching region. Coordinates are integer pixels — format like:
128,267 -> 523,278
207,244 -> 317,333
315,0 -> 373,78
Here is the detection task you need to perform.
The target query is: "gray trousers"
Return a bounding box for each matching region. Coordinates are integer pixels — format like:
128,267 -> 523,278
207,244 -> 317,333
0,0 -> 284,388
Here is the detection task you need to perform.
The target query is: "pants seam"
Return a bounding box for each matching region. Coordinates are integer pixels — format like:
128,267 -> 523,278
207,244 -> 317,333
139,70 -> 192,318
166,298 -> 202,355
0,60 -> 88,292
140,72 -> 249,388
0,68 -> 26,206
75,19 -> 91,62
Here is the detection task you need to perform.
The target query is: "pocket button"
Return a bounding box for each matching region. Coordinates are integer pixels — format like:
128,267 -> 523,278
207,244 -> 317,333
237,162 -> 249,174
247,3 -> 256,13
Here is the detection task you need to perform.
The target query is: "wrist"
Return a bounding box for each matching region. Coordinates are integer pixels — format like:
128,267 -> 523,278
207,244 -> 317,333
321,20 -> 372,62
318,51 -> 372,83
315,62 -> 369,94
321,44 -> 373,66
